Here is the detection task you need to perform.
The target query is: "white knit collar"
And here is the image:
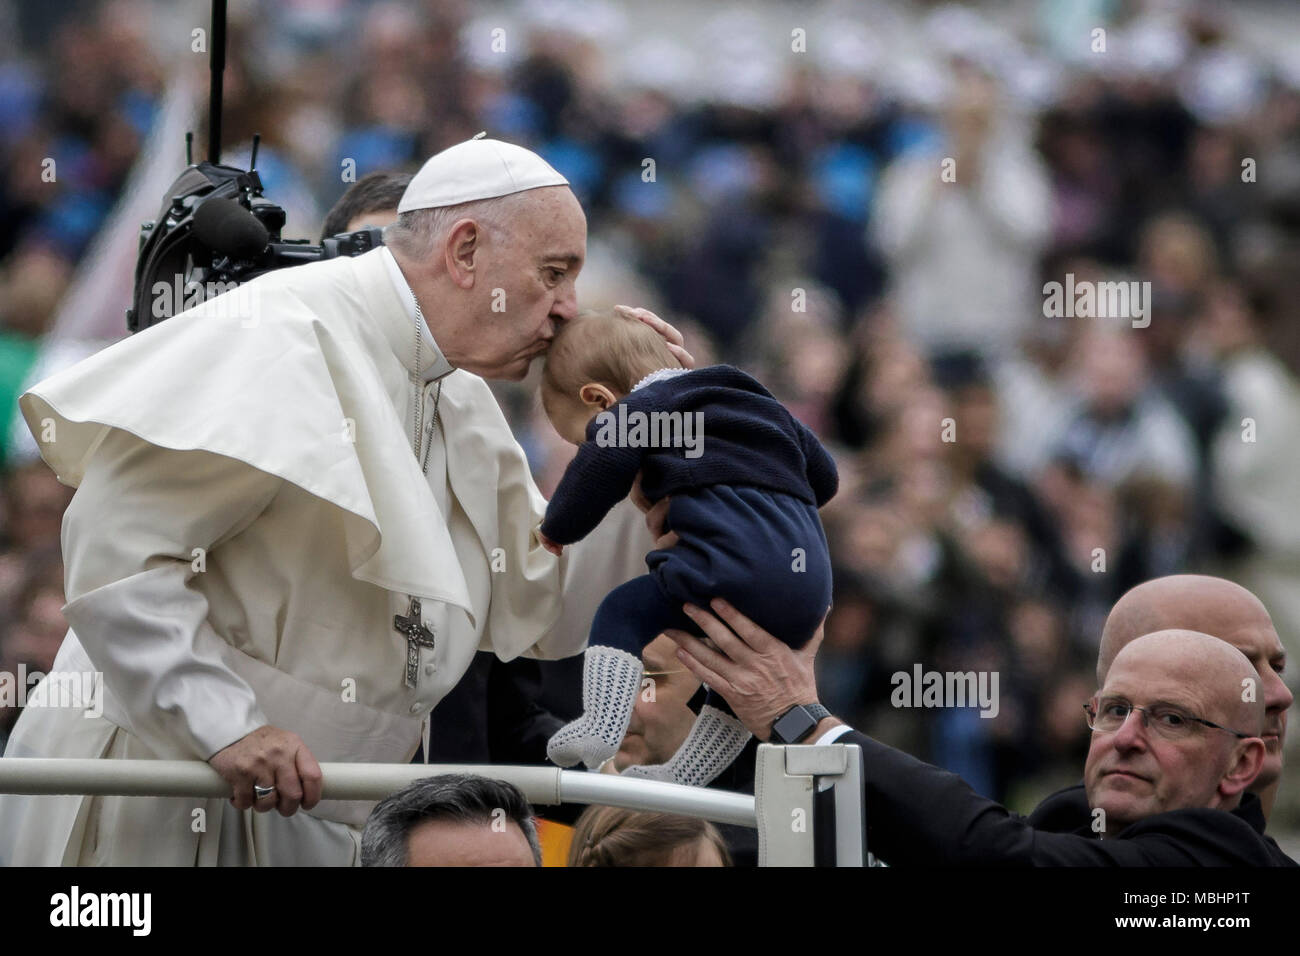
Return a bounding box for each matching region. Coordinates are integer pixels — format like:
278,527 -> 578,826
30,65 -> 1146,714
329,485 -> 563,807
632,367 -> 691,392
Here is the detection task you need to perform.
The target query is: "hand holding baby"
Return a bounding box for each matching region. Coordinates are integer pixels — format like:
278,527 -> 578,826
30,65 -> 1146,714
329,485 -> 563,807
538,529 -> 563,556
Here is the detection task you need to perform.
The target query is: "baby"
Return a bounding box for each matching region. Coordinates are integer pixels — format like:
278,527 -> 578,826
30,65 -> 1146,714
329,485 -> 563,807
539,308 -> 837,786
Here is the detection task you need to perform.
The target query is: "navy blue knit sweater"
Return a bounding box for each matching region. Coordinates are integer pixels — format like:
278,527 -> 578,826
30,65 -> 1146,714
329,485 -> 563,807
540,365 -> 838,545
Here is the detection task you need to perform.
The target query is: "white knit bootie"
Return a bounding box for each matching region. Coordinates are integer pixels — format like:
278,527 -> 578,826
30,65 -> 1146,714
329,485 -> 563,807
621,704 -> 752,787
547,645 -> 644,769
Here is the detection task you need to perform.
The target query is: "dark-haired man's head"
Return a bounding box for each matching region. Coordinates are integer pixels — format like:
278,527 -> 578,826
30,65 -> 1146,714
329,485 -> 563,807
361,773 -> 542,867
321,171 -> 412,240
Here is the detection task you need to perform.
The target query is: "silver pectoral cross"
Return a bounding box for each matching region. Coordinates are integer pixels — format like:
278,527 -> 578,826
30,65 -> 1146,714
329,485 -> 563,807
394,597 -> 436,688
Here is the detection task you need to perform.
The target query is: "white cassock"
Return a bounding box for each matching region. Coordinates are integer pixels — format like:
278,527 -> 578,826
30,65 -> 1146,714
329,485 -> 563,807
0,245 -> 602,865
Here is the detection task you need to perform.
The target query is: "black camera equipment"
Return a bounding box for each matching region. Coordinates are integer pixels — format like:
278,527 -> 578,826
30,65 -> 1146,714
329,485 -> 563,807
126,0 -> 383,333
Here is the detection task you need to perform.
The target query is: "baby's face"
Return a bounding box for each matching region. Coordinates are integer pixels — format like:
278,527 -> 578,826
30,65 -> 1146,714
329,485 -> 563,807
547,395 -> 597,445
543,386 -> 622,445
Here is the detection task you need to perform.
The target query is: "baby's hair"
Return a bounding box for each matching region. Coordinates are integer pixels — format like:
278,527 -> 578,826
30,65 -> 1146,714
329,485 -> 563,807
542,307 -> 681,402
566,805 -> 732,867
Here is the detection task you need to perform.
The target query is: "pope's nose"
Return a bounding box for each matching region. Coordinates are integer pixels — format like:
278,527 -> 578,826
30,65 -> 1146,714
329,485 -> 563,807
551,287 -> 579,324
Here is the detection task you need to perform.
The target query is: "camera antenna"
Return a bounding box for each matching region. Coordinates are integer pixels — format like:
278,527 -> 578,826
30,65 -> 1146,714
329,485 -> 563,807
208,0 -> 227,163
249,133 -> 260,172
185,131 -> 193,165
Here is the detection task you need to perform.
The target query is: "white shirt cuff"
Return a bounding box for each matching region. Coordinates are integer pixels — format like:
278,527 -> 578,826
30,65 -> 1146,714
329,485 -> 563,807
814,723 -> 854,746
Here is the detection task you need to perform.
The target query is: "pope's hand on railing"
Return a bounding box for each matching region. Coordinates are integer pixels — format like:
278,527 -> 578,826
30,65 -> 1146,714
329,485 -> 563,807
208,725 -> 323,817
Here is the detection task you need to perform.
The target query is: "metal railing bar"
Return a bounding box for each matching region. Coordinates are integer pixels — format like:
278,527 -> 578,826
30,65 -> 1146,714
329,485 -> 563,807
0,758 -> 757,828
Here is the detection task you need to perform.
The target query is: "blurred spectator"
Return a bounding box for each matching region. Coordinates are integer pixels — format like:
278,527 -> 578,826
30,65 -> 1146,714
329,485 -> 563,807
1052,324 -> 1198,492
567,805 -> 730,867
1204,280 -> 1300,667
871,65 -> 1051,358
319,170 -> 411,239
0,244 -> 72,461
0,547 -> 67,752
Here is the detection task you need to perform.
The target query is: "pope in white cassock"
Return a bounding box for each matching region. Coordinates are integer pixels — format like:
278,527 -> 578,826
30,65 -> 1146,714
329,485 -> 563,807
0,138 -> 677,865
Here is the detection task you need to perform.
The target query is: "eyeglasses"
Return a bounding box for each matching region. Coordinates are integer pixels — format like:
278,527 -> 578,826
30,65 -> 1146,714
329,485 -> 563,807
1083,696 -> 1252,741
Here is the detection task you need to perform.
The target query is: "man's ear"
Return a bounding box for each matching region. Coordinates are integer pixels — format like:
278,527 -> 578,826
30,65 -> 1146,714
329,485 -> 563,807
579,384 -> 616,411
443,218 -> 481,290
1218,738 -> 1265,801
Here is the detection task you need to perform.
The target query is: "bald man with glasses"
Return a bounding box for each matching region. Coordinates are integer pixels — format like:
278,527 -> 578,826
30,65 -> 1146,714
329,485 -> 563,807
1079,633 -> 1265,845
667,604 -> 1283,866
1027,575 -> 1294,864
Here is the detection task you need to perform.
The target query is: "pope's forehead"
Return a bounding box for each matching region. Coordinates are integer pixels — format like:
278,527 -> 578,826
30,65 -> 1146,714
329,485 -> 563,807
513,188 -> 586,246
519,185 -> 584,219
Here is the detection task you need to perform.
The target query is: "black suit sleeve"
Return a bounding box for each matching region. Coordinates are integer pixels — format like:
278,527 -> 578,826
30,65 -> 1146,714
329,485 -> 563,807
1026,782 -> 1089,832
840,730 -> 1276,866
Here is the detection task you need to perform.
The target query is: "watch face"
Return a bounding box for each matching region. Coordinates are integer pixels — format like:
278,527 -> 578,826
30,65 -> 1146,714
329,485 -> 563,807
774,707 -> 817,744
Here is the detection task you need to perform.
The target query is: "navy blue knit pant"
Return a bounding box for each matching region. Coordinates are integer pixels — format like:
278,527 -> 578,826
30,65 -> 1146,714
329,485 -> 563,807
589,486 -> 832,673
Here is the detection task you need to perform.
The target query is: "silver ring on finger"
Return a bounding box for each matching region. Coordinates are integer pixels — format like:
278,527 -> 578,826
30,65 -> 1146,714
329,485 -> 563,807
253,783 -> 276,800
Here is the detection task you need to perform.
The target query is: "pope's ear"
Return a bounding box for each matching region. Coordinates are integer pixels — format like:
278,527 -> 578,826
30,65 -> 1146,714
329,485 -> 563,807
579,384 -> 615,410
443,218 -> 480,289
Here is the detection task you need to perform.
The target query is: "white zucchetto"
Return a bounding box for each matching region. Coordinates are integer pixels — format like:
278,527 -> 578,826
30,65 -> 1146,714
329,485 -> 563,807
397,134 -> 570,212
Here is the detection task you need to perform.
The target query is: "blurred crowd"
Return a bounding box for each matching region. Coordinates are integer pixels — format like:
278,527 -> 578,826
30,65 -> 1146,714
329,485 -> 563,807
3,0 -> 1300,826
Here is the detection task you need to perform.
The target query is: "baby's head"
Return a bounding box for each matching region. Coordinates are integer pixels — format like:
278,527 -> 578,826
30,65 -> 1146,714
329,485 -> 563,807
541,307 -> 682,443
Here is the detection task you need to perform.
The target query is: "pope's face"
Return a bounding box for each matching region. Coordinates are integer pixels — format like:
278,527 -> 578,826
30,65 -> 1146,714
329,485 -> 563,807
471,187 -> 586,381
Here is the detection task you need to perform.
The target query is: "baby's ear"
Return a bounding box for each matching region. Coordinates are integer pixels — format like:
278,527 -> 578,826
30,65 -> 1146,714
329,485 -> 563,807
579,383 -> 614,410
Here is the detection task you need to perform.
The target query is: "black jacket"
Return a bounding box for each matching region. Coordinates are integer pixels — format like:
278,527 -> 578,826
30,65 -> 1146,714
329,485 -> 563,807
1028,781 -> 1297,866
417,653 -> 563,765
838,729 -> 1282,866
